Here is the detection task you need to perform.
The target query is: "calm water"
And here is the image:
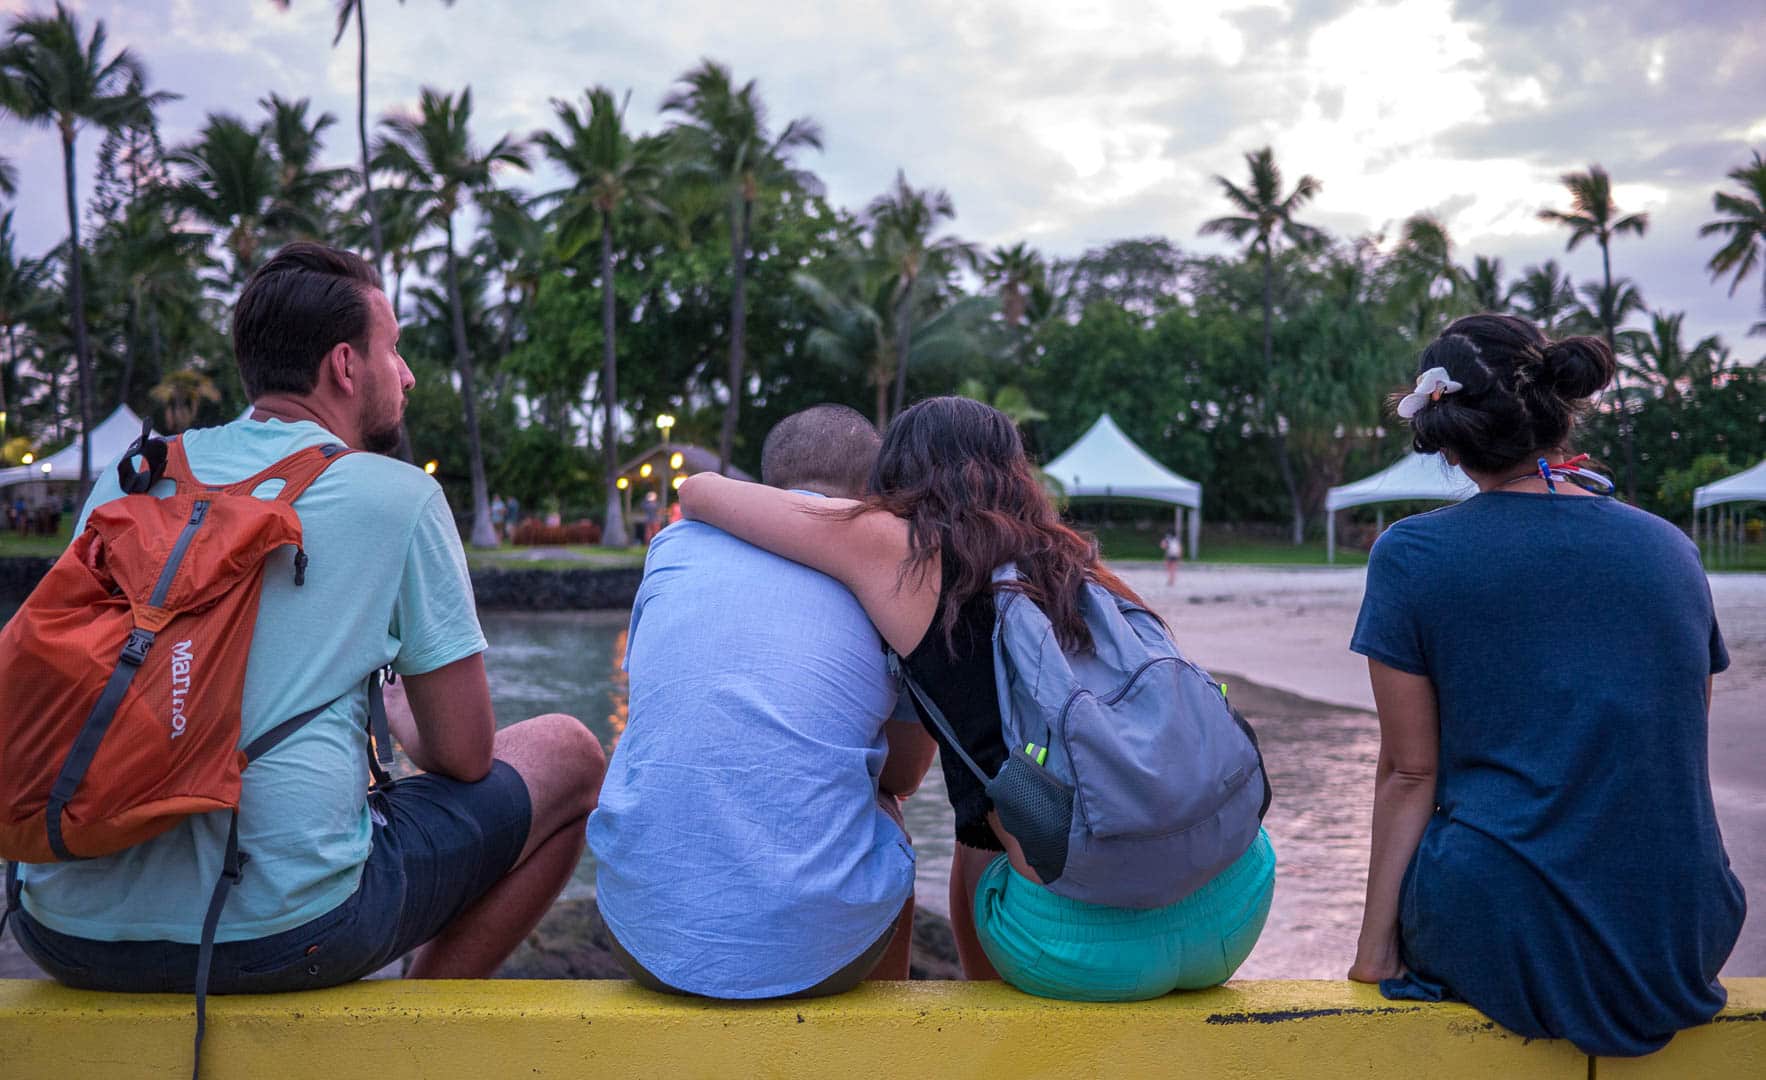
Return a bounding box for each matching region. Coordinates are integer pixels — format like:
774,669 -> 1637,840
478,610 -> 1379,978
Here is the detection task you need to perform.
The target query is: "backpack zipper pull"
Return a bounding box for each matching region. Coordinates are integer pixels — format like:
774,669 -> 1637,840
294,549 -> 309,587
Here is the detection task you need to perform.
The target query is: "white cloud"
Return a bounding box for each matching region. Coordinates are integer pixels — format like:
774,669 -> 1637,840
1,0 -> 1760,349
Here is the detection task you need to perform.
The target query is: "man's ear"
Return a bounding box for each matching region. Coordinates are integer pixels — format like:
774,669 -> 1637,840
321,340 -> 357,397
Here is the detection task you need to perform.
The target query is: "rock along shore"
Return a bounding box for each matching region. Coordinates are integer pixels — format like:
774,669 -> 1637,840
0,557 -> 641,612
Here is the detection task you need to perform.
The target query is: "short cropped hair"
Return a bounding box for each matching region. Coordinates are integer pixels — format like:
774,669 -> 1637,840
760,404 -> 881,498
233,241 -> 384,399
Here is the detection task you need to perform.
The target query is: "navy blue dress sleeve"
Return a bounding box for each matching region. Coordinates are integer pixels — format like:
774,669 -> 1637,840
1351,529 -> 1428,677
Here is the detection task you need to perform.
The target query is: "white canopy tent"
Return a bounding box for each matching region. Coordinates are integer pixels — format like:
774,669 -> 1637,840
1324,452 -> 1476,563
1041,413 -> 1204,557
0,405 -> 150,492
1693,458 -> 1766,566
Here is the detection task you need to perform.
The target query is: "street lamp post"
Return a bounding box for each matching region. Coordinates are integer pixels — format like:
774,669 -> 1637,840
655,414 -> 677,513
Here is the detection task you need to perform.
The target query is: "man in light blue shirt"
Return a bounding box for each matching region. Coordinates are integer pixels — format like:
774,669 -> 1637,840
590,405 -> 936,998
10,243 -> 606,1003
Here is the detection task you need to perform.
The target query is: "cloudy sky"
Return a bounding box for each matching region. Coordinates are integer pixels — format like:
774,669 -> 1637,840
4,0 -> 1764,346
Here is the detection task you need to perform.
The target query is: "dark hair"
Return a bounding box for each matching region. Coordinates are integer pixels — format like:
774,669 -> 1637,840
856,395 -> 1144,653
232,241 -> 384,399
1401,313 -> 1615,474
761,404 -> 880,497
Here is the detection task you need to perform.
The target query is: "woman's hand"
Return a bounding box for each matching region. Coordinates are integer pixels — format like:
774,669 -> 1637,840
1348,933 -> 1402,983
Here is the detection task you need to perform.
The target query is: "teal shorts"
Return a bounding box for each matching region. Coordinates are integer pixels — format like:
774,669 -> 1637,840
974,828 -> 1276,1002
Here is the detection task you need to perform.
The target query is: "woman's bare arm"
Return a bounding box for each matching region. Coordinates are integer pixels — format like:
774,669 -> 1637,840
1349,658 -> 1441,983
676,471 -> 939,654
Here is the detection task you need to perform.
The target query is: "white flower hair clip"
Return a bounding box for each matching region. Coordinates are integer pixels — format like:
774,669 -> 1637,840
1397,366 -> 1464,419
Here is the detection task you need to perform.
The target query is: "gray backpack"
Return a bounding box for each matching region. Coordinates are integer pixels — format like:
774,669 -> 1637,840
892,566 -> 1270,909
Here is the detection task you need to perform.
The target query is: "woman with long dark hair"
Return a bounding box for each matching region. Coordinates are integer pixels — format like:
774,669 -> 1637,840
1348,314 -> 1744,1055
678,396 -> 1275,999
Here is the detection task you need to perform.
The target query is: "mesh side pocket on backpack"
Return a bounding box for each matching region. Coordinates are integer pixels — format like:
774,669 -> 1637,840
986,749 -> 1075,885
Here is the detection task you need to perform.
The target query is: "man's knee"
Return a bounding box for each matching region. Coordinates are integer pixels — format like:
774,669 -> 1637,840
496,713 -> 605,821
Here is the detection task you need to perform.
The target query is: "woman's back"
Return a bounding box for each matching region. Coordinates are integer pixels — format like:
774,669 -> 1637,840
1353,490 -> 1744,1054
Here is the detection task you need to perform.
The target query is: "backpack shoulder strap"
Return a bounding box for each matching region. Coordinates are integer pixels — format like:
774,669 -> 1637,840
886,649 -> 992,784
220,442 -> 354,504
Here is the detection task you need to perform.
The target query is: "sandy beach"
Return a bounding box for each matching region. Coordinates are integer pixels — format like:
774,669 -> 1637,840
1116,562 -> 1766,979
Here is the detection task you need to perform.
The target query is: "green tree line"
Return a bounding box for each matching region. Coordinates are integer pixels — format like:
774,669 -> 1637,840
3,3 -> 1764,547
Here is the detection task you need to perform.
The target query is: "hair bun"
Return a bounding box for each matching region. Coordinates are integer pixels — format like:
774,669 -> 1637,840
1540,336 -> 1615,399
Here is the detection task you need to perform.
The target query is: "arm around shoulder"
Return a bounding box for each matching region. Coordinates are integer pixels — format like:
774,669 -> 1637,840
677,472 -> 934,652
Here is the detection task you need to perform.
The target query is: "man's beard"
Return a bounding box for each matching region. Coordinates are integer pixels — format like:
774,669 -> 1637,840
358,386 -> 406,456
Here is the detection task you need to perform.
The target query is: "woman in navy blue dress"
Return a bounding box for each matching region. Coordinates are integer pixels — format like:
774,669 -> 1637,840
1347,314 -> 1744,1056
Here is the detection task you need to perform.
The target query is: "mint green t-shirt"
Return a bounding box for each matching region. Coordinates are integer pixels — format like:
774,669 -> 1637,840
19,418 -> 487,943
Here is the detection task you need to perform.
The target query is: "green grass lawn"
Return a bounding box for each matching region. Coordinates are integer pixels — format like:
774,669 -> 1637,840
466,545 -> 647,571
1700,544 -> 1766,572
0,520 -> 73,558
1088,525 -> 1370,567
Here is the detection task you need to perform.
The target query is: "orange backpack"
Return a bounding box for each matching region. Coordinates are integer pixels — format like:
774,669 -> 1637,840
0,421 -> 395,1076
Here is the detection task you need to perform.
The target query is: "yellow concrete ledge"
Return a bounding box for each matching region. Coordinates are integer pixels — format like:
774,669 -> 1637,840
0,978 -> 1758,1080
1595,978 -> 1765,1078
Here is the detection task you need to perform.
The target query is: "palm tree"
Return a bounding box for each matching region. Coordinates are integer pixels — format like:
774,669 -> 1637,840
795,258 -> 995,427
1392,213 -> 1463,339
535,86 -> 670,548
1571,276 -> 1647,341
269,0 -> 457,271
148,366 -> 221,433
340,184 -> 428,315
1,209 -> 52,442
1621,311 -> 1725,403
1465,255 -> 1508,312
92,199 -> 205,410
259,92 -> 349,234
865,169 -> 978,418
0,3 -> 168,499
1512,259 -> 1578,333
1701,150 -> 1766,312
1540,166 -> 1649,500
1538,165 -> 1649,350
172,113 -> 311,284
375,85 -> 527,547
661,59 -> 823,473
1200,145 -> 1324,544
0,152 -> 15,196
983,243 -> 1046,328
956,379 -> 1046,428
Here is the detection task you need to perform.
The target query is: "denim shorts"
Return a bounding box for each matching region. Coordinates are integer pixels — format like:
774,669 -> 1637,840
11,762 -> 532,993
975,827 -> 1276,1002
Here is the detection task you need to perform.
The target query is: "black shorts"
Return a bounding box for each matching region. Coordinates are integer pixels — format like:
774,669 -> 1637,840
13,762 -> 532,993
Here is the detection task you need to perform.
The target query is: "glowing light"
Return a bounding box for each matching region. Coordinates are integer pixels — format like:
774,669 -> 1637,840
20,452 -> 33,465
669,452 -> 684,470
655,413 -> 676,435
616,477 -> 629,490
40,462 -> 52,475
639,463 -> 653,479
672,475 -> 685,490
423,459 -> 439,475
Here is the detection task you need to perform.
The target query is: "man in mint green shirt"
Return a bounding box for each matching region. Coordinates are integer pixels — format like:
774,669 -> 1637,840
10,242 -> 605,991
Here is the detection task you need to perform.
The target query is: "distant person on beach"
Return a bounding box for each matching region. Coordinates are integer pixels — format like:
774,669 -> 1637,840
1160,529 -> 1183,585
1348,313 -> 1744,1056
8,243 -> 606,996
590,404 -> 937,998
677,396 -> 1275,1001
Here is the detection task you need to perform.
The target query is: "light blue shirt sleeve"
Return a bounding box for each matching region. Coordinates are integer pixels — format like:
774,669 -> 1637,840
389,487 -> 487,676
